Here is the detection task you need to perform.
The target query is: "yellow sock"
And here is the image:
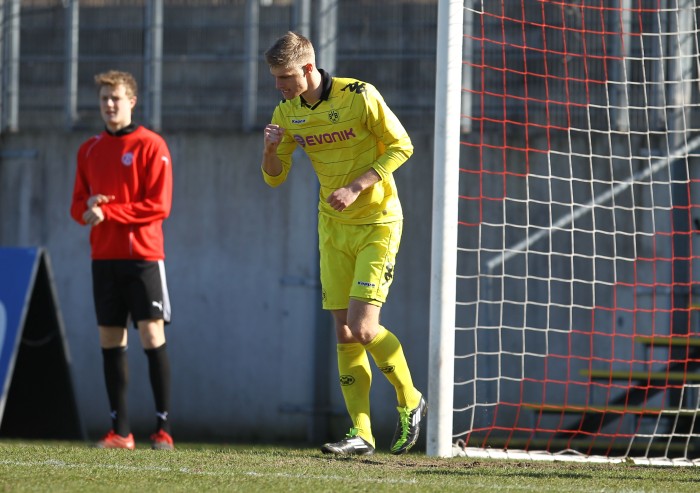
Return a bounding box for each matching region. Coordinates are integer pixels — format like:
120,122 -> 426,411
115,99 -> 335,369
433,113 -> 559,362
364,326 -> 422,409
336,343 -> 374,446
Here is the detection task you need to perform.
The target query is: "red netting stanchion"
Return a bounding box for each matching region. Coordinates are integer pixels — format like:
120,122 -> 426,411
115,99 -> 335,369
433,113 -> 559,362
451,1 -> 700,464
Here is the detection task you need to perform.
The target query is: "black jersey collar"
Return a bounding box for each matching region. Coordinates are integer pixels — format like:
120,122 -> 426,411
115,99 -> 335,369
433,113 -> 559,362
300,69 -> 332,109
105,122 -> 139,137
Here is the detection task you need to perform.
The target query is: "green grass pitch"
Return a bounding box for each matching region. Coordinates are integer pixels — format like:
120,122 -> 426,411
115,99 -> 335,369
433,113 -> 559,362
0,440 -> 698,492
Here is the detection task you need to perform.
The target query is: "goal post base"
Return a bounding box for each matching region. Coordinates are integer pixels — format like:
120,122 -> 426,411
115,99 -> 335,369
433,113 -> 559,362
452,445 -> 700,467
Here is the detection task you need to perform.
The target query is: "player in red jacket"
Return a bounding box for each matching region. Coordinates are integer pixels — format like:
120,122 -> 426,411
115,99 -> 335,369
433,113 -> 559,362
70,70 -> 174,450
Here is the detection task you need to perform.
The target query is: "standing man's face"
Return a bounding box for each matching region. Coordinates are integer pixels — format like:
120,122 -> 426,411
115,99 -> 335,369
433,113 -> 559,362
99,84 -> 136,132
270,64 -> 309,101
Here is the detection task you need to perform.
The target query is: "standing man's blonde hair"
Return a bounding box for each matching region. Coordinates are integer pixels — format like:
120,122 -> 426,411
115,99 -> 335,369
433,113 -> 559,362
94,70 -> 138,99
264,31 -> 315,69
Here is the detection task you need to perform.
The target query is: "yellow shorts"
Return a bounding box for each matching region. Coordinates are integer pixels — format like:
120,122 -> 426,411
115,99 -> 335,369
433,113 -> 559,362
318,214 -> 403,310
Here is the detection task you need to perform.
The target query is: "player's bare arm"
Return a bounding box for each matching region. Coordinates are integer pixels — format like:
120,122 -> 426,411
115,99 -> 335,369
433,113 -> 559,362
327,169 -> 381,212
262,124 -> 285,177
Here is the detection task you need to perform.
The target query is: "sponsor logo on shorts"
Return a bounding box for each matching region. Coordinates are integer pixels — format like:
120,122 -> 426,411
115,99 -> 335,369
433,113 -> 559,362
339,375 -> 355,386
152,300 -> 163,311
357,281 -> 376,288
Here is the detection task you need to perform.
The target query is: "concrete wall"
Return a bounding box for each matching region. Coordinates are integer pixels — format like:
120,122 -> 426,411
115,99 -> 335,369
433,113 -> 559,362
0,126 -> 434,445
3,123 -> 696,447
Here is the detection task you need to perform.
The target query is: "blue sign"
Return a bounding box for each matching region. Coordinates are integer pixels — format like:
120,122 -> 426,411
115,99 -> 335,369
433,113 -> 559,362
0,248 -> 40,413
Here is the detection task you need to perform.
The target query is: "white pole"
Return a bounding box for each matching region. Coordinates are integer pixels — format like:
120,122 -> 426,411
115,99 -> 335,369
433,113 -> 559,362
242,0 -> 260,132
6,0 -> 20,132
0,0 -> 5,134
64,0 -> 79,129
427,0 -> 463,458
144,0 -> 163,131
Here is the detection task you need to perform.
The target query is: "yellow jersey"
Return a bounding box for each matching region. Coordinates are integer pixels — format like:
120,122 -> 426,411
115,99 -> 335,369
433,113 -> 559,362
263,71 -> 413,224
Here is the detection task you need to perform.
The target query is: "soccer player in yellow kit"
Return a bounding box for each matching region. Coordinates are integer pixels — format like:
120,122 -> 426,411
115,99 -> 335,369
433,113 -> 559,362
261,31 -> 426,455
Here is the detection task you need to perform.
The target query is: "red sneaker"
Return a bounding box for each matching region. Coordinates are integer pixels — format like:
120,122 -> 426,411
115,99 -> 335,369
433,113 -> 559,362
96,430 -> 135,450
150,429 -> 174,450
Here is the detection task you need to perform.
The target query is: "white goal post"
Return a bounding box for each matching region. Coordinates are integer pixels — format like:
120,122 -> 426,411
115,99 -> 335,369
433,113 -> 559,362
429,0 -> 700,464
428,0 -> 463,458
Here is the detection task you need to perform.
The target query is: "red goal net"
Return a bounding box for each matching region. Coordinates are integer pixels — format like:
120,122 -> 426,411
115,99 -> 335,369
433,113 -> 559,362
453,0 -> 700,463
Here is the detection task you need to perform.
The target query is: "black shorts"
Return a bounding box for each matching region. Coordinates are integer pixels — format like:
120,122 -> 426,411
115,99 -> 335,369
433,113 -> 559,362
92,259 -> 171,328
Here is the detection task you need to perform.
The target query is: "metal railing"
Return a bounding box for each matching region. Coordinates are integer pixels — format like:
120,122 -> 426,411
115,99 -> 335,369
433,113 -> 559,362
0,0 -> 439,133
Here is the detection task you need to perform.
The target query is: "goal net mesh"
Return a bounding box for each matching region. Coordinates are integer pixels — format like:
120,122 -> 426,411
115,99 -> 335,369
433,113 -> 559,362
455,0 -> 700,462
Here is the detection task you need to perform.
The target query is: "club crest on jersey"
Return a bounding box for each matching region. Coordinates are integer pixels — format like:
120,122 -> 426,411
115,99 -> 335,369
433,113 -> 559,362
328,109 -> 339,124
121,152 -> 134,166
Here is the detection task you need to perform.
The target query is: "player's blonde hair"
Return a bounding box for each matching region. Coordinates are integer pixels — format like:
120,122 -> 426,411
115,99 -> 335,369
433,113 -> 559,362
94,70 -> 138,98
264,31 -> 315,69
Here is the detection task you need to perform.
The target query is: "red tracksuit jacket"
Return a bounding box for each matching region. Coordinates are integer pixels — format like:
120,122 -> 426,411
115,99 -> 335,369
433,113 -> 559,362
70,125 -> 173,260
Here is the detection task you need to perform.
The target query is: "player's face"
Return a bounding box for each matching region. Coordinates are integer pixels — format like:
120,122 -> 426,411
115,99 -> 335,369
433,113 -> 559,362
99,84 -> 136,132
270,65 -> 309,101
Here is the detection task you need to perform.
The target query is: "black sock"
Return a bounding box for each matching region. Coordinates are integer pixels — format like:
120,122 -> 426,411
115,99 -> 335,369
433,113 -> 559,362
102,346 -> 130,437
145,343 -> 171,434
